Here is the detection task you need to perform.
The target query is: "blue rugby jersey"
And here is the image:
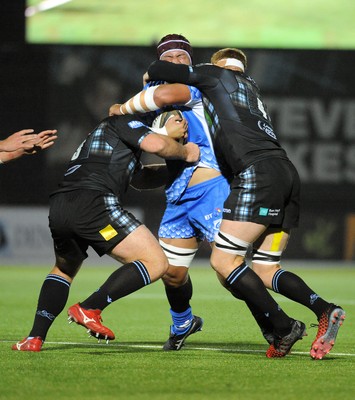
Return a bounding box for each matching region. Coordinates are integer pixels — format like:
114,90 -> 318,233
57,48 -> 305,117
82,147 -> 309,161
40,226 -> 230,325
146,82 -> 223,203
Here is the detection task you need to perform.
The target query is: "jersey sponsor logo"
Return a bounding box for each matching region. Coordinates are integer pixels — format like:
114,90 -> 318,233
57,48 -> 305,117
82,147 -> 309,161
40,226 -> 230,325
257,120 -> 277,140
259,207 -> 280,217
205,213 -> 213,220
99,224 -> 118,241
128,120 -> 145,129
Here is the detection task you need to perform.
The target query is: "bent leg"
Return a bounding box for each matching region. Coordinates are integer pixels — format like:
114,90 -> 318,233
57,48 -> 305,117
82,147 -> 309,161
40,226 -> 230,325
78,225 -> 168,311
252,228 -> 331,319
211,220 -> 295,337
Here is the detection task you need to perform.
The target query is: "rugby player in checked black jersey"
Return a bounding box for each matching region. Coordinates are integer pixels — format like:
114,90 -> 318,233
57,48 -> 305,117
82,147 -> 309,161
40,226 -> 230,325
115,48 -> 345,359
12,112 -> 199,352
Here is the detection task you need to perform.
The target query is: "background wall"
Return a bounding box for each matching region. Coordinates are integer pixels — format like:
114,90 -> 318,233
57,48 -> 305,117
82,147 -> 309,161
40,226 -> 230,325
1,2 -> 354,262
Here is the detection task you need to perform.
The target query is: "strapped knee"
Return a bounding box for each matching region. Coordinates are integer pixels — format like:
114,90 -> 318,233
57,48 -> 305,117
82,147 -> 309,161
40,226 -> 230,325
159,240 -> 198,268
214,231 -> 250,256
252,249 -> 282,265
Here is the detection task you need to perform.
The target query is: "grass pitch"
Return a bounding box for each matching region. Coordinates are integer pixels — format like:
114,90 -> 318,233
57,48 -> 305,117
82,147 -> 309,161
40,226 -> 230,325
25,0 -> 355,49
1,264 -> 354,399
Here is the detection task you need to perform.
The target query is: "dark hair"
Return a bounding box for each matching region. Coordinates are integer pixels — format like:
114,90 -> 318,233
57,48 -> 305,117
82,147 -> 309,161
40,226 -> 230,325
156,34 -> 193,62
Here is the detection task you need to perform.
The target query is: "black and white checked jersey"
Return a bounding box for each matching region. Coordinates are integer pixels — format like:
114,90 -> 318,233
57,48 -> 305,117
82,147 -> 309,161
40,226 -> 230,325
53,114 -> 152,200
148,61 -> 289,175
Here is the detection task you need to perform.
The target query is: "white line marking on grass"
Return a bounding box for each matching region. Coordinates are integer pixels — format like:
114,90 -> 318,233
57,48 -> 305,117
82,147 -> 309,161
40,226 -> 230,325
25,0 -> 71,17
3,340 -> 355,357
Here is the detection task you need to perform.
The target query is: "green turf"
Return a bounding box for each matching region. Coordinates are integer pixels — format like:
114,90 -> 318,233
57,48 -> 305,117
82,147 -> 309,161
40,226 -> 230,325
26,0 -> 355,49
1,264 -> 354,399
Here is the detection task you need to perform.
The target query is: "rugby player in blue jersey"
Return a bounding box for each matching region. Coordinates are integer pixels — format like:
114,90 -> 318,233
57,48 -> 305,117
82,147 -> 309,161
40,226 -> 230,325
111,34 -> 230,351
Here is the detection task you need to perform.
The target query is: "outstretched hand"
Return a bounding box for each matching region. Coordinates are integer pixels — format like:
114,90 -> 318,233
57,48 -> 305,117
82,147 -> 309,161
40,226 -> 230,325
0,129 -> 39,152
26,129 -> 58,153
0,129 -> 58,163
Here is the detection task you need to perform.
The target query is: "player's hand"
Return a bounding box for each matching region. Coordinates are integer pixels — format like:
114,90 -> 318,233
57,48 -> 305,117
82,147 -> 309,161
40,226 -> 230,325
165,115 -> 188,141
109,103 -> 122,116
183,142 -> 200,163
33,129 -> 58,151
0,129 -> 38,152
142,72 -> 150,86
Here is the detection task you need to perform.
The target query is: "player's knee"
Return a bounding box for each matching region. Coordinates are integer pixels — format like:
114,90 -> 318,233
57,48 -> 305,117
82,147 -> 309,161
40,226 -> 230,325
214,231 -> 249,257
252,248 -> 282,266
159,240 -> 197,268
252,250 -> 282,287
143,252 -> 169,282
162,266 -> 189,287
252,249 -> 282,282
211,231 -> 249,272
54,255 -> 82,279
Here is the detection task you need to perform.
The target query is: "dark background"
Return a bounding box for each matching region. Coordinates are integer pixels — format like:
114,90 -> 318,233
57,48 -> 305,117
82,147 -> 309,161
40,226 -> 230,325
1,2 -> 354,260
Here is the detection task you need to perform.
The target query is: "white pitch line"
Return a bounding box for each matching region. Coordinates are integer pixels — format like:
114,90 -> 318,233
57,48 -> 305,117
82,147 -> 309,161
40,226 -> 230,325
25,0 -> 72,17
3,340 -> 355,357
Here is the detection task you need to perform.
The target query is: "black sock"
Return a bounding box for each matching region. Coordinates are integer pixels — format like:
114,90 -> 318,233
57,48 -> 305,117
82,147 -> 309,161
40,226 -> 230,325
29,274 -> 71,340
228,284 -> 274,335
164,275 -> 193,313
245,300 -> 274,334
80,261 -> 151,311
272,270 -> 329,319
226,262 -> 292,336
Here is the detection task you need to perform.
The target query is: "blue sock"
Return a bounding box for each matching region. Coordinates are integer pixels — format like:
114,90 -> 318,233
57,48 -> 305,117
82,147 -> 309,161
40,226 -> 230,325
170,307 -> 193,335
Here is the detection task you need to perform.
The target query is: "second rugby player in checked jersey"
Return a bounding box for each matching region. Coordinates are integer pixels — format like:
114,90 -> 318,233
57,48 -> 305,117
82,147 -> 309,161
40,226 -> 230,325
143,47 -> 345,359
114,47 -> 345,359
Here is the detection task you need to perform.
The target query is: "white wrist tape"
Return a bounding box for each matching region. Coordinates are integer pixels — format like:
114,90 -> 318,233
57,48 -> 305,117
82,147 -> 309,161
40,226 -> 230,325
133,93 -> 146,113
143,86 -> 159,111
120,86 -> 160,115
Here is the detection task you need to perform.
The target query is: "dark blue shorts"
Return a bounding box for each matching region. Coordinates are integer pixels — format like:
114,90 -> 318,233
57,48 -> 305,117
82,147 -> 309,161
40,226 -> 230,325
223,158 -> 300,229
49,189 -> 141,262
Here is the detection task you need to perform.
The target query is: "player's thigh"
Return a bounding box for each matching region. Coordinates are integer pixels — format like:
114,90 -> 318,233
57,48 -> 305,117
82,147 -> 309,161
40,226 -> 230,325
254,227 -> 290,252
160,236 -> 199,249
109,225 -> 168,281
219,219 -> 267,243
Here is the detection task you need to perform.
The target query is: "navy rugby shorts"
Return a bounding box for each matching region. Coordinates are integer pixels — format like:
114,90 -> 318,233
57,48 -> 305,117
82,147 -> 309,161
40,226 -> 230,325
223,158 -> 300,229
49,189 -> 142,261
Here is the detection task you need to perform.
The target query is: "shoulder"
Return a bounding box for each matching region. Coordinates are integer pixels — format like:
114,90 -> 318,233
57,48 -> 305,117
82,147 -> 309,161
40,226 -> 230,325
187,85 -> 202,101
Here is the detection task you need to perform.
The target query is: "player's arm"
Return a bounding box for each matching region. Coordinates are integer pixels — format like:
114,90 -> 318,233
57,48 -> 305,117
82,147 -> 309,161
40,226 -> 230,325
147,61 -> 191,85
146,60 -> 218,90
140,134 -> 199,163
109,83 -> 191,116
